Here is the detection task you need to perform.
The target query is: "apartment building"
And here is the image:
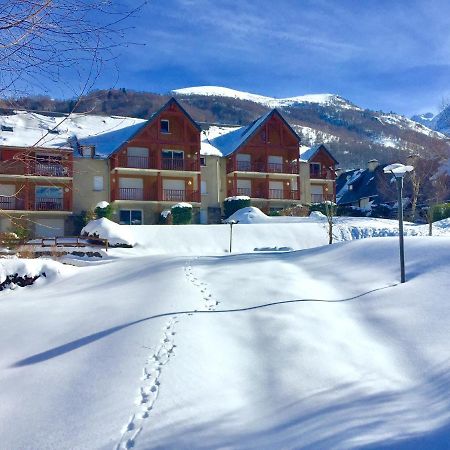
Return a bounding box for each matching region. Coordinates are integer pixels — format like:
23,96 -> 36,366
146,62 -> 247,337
0,100 -> 338,236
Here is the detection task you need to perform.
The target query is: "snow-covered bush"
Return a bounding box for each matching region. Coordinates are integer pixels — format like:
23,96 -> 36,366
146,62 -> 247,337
224,196 -> 251,219
171,203 -> 192,225
94,201 -> 114,220
81,218 -> 135,247
159,209 -> 172,225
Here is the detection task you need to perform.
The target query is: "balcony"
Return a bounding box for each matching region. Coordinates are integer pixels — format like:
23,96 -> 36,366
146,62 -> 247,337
230,189 -> 299,200
227,159 -> 299,174
162,189 -> 200,202
0,195 -> 70,211
116,155 -> 200,172
0,160 -> 72,177
310,168 -> 334,180
115,188 -> 200,203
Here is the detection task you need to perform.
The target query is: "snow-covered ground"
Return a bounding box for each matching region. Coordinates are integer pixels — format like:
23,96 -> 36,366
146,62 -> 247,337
1,216 -> 450,449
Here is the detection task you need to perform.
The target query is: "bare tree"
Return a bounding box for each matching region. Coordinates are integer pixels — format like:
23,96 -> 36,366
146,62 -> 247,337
423,172 -> 450,236
0,0 -> 145,98
0,0 -> 145,239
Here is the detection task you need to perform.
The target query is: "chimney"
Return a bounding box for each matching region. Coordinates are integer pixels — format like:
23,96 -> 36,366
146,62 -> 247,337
334,167 -> 343,177
367,159 -> 379,172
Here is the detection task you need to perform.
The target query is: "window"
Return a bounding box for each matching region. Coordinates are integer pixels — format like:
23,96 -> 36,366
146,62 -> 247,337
310,162 -> 321,178
93,176 -> 104,191
201,181 -> 207,195
35,186 -> 64,210
1,125 -> 13,132
200,156 -> 206,166
160,119 -> 170,133
119,209 -> 143,225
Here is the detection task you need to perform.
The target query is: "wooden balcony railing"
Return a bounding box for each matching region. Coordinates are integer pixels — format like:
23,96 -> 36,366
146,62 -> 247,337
113,188 -> 200,203
116,155 -> 200,171
162,189 -> 200,202
227,159 -> 299,174
228,189 -> 300,200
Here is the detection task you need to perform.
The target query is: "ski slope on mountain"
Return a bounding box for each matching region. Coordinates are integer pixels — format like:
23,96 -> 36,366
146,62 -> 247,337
1,231 -> 450,449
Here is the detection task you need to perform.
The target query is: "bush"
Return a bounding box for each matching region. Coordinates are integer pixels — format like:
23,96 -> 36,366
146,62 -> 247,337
279,204 -> 309,217
336,205 -> 368,217
95,204 -> 114,220
159,210 -> 172,225
171,203 -> 192,225
73,209 -> 96,235
223,196 -> 251,219
309,201 -> 337,217
431,203 -> 450,222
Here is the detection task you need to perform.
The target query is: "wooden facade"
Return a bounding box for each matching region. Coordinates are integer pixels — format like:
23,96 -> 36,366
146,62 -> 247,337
109,99 -> 201,220
225,112 -> 301,205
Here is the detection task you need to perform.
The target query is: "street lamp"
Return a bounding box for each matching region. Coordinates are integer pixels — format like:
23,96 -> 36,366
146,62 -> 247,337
383,163 -> 414,283
228,220 -> 239,253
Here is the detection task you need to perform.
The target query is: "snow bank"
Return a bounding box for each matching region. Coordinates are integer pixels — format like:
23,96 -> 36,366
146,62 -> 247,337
81,218 -> 136,246
0,258 -> 74,288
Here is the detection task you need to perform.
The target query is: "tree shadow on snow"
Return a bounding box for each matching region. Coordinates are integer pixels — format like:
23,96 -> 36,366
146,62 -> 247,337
11,283 -> 398,367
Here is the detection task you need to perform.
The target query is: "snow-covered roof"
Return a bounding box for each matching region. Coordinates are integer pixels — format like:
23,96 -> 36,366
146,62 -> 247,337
0,110 -> 147,157
200,125 -> 240,157
300,144 -> 339,164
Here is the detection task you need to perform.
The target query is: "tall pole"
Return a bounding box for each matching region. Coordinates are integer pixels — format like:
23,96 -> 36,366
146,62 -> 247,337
229,222 -> 234,253
397,177 -> 406,283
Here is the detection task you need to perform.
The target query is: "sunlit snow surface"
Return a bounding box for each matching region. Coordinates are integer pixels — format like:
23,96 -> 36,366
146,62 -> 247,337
1,217 -> 450,449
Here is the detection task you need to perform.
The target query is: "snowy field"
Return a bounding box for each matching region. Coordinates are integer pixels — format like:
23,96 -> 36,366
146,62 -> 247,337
1,216 -> 450,449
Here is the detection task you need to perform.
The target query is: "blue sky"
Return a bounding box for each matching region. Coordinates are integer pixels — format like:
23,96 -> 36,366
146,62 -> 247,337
86,0 -> 450,115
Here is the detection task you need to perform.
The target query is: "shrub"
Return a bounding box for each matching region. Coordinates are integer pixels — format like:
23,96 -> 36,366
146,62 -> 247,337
159,210 -> 172,225
336,205 -> 367,217
171,203 -> 192,225
73,209 -> 96,235
431,203 -> 450,222
95,204 -> 114,220
223,196 -> 251,219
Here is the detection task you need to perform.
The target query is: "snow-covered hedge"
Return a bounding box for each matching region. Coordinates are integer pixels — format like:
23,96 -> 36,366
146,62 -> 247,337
171,203 -> 193,225
224,196 -> 251,219
81,218 -> 136,247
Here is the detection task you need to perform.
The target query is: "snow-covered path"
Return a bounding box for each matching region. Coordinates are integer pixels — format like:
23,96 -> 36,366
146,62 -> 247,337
1,236 -> 450,449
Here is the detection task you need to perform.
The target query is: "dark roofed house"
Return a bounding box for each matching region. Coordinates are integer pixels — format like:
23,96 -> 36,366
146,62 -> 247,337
336,159 -> 392,210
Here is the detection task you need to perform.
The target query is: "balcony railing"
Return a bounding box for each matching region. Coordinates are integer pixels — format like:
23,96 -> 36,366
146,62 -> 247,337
116,155 -> 200,171
0,160 -> 72,177
114,188 -> 200,202
162,189 -> 200,202
310,169 -> 334,180
118,187 -> 146,201
0,196 -> 20,210
35,198 -> 64,211
228,189 -> 300,200
227,159 -> 299,174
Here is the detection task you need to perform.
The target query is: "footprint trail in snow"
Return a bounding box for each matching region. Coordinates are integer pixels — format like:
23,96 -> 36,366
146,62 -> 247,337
115,317 -> 177,450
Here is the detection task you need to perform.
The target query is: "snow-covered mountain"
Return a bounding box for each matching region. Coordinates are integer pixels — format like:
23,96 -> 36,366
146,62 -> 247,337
412,106 -> 450,136
173,86 -> 449,167
172,85 -> 358,110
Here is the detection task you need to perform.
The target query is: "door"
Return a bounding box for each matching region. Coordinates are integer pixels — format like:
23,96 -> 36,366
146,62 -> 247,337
162,179 -> 185,201
119,178 -> 143,200
162,150 -> 184,170
237,179 -> 251,196
236,153 -> 251,171
35,186 -> 63,210
269,181 -> 284,199
268,155 -> 283,173
127,147 -> 149,169
35,218 -> 65,238
311,185 -> 324,203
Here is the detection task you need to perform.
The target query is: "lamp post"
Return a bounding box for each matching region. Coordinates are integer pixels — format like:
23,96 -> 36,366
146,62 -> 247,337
383,163 -> 414,283
228,220 -> 238,253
